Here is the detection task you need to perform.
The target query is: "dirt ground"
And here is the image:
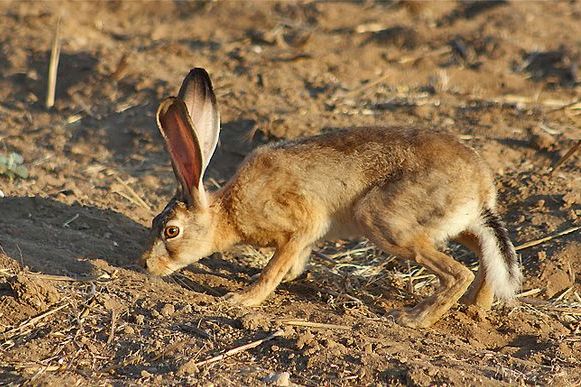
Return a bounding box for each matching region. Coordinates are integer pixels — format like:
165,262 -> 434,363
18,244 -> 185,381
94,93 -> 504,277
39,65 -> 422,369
1,1 -> 580,385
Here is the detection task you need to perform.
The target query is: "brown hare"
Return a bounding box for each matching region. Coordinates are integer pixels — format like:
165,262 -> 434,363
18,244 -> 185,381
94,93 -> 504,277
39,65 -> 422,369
141,68 -> 522,328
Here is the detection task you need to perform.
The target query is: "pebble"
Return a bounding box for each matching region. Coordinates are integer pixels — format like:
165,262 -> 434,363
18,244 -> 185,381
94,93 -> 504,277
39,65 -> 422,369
364,343 -> 374,354
142,175 -> 158,189
562,192 -> 579,208
181,304 -> 192,314
135,314 -> 145,324
263,372 -> 291,386
160,303 -> 175,317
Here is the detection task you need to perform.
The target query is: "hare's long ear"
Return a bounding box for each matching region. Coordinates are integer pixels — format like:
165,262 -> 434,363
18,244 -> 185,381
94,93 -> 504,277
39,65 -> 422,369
177,68 -> 220,170
156,97 -> 207,207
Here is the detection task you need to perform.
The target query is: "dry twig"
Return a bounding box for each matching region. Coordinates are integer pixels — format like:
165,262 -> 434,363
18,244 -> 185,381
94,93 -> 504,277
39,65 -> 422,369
546,97 -> 581,114
46,17 -> 61,109
397,46 -> 452,64
515,288 -> 542,298
514,226 -> 580,251
187,329 -> 284,369
62,213 -> 79,228
106,309 -> 118,345
277,319 -> 350,331
549,140 -> 580,174
2,303 -> 69,340
113,176 -> 152,212
111,53 -> 129,81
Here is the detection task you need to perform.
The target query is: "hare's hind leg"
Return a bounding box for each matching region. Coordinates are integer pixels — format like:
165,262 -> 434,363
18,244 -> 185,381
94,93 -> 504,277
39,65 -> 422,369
355,190 -> 474,328
394,241 -> 474,327
455,232 -> 494,310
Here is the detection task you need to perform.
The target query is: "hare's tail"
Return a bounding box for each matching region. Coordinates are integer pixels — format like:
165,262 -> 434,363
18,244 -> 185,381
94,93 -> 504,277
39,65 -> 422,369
471,208 -> 522,299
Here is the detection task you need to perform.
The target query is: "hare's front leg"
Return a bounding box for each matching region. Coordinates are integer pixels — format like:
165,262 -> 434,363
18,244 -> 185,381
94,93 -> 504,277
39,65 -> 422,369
225,242 -> 310,306
282,247 -> 311,283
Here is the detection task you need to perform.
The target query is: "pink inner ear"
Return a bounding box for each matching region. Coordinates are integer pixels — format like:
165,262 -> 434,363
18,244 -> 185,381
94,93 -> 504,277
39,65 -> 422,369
157,99 -> 203,196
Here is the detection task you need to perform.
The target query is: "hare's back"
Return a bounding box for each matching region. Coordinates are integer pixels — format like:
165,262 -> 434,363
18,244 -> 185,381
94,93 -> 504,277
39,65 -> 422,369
270,126 -> 483,179
239,126 -> 488,202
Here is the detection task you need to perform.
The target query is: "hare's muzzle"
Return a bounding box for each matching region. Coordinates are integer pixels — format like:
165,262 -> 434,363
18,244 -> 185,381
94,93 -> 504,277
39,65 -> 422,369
140,241 -> 174,276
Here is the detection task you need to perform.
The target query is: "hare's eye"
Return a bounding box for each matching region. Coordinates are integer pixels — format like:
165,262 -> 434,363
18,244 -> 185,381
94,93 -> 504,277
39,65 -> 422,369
164,226 -> 180,239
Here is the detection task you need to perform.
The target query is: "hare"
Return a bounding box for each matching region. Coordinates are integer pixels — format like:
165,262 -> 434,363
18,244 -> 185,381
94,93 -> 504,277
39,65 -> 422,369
141,68 -> 522,328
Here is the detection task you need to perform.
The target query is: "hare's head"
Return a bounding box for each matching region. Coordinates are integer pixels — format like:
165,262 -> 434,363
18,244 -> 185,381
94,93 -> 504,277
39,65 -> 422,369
141,68 -> 220,276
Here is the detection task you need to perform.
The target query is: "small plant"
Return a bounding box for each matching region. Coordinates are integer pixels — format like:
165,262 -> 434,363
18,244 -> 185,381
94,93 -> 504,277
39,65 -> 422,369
0,152 -> 29,179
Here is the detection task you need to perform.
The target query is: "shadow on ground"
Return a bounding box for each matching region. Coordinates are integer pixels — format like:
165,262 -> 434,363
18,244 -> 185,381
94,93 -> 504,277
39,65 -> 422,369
0,196 -> 148,276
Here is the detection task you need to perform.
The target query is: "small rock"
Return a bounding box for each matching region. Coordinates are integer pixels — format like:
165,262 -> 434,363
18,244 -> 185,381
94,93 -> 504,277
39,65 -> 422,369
427,367 -> 439,377
296,331 -> 316,350
177,359 -> 198,376
142,175 -> 158,189
124,325 -> 135,335
151,309 -> 161,319
240,312 -> 270,330
160,303 -> 175,317
140,370 -> 153,378
181,304 -> 192,314
135,314 -> 145,324
562,192 -> 579,208
9,273 -> 60,310
466,305 -> 487,322
263,371 -> 291,386
325,338 -> 338,350
364,343 -> 373,354
528,127 -> 555,151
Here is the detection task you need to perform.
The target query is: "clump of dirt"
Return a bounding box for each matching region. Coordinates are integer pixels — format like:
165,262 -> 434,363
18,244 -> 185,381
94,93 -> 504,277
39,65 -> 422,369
539,243 -> 578,298
0,255 -> 61,329
527,126 -> 557,152
7,273 -> 60,310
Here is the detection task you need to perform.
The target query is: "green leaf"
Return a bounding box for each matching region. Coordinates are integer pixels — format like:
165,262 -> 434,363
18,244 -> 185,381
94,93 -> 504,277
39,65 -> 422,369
9,152 -> 24,164
15,165 -> 29,179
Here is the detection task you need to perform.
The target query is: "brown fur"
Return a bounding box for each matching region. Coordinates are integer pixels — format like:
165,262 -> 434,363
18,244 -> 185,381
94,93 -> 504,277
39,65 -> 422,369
143,126 -> 504,327
143,68 -> 520,328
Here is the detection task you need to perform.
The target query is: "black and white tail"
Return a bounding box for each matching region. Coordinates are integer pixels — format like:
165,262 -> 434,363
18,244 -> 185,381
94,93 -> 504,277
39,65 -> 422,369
472,208 -> 523,299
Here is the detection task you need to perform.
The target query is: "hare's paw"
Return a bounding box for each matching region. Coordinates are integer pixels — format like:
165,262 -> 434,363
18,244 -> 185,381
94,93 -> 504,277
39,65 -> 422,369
223,288 -> 265,307
389,308 -> 434,329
